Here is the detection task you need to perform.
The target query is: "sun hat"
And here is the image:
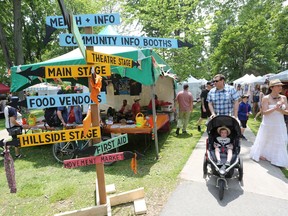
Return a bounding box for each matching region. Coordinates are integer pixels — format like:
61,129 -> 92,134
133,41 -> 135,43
269,79 -> 284,88
217,126 -> 231,136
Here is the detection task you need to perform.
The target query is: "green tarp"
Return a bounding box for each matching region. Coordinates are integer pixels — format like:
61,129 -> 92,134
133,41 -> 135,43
10,48 -> 175,92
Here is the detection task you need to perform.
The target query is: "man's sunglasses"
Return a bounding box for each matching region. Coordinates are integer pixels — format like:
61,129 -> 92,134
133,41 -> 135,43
213,79 -> 222,83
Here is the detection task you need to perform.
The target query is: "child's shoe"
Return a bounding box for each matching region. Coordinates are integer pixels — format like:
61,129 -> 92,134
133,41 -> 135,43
216,160 -> 222,165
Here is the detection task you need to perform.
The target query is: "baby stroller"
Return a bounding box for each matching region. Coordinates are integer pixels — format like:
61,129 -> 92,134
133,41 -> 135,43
203,115 -> 243,200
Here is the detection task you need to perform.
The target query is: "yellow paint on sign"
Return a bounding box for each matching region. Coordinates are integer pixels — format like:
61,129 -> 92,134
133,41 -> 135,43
19,127 -> 101,147
86,50 -> 134,68
45,65 -> 111,78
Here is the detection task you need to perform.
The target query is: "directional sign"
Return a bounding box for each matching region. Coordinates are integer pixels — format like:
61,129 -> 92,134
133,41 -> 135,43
94,134 -> 128,156
63,152 -> 125,168
45,65 -> 111,78
46,13 -> 120,29
19,127 -> 101,147
59,34 -> 193,49
86,50 -> 139,68
26,92 -> 106,109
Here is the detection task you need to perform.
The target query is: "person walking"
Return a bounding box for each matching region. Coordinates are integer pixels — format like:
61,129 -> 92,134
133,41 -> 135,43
196,81 -> 213,132
250,79 -> 288,168
3,97 -> 25,158
175,84 -> 193,135
238,95 -> 252,140
207,74 -> 240,118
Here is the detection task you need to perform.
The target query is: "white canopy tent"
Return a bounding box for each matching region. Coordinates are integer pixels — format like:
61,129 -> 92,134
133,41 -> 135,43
25,83 -> 60,96
270,70 -> 288,82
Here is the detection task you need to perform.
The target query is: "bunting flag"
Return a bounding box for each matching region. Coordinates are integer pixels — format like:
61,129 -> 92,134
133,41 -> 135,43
130,153 -> 138,174
82,109 -> 91,137
90,73 -> 102,104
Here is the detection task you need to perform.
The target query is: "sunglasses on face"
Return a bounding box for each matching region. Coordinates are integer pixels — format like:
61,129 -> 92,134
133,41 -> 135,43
213,79 -> 222,83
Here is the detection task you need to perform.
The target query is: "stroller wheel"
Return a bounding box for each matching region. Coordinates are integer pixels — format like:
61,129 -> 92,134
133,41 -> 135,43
203,155 -> 208,178
218,179 -> 225,200
238,157 -> 243,181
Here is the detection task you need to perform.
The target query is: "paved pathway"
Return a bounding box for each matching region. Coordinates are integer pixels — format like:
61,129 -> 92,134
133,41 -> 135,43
160,127 -> 288,216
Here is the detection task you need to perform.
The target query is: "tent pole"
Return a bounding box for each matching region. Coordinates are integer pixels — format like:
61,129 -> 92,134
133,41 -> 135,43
150,84 -> 159,159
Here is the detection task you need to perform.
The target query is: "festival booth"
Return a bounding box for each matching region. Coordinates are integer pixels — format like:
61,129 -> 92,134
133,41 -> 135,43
10,26 -> 176,155
0,83 -> 10,118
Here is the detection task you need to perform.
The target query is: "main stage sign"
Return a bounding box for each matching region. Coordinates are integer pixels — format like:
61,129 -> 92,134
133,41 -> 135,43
45,65 -> 111,78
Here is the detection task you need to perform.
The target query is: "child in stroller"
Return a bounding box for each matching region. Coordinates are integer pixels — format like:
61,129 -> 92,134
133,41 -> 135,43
214,126 -> 233,166
203,115 -> 243,200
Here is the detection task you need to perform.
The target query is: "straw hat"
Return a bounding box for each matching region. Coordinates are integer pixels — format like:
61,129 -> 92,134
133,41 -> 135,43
269,79 -> 284,88
217,126 -> 231,136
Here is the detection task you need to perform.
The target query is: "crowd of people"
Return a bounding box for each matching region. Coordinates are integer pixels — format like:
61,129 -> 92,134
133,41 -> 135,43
190,74 -> 288,168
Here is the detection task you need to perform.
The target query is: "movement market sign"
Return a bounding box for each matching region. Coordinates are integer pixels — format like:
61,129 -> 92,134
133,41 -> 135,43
46,13 -> 120,29
86,50 -> 138,68
63,152 -> 125,168
45,65 -> 111,78
19,127 -> 101,147
26,92 -> 106,109
59,34 -> 192,49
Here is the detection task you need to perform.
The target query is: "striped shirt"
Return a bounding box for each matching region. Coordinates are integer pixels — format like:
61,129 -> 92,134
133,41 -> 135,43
207,85 -> 239,115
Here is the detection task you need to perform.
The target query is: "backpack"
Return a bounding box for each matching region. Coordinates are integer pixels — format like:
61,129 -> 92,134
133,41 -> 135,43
44,108 -> 61,127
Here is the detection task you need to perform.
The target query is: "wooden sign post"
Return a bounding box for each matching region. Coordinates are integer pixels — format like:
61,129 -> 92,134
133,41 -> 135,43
84,26 -> 107,205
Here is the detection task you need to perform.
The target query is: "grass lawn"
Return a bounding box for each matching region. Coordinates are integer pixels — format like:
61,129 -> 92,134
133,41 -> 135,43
0,105 -> 203,216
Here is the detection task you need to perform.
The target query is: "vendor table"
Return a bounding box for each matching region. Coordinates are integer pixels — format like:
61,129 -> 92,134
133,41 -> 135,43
103,113 -> 170,135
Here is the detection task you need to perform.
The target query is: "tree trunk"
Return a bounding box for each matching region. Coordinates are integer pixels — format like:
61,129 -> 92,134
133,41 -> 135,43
0,22 -> 13,68
13,0 -> 24,65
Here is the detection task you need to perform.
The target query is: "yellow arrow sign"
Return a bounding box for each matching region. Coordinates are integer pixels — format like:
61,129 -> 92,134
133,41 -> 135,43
86,50 -> 137,68
45,65 -> 111,78
18,127 -> 101,147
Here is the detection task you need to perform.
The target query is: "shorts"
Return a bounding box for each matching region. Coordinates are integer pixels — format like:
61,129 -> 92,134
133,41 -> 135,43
201,106 -> 211,118
240,120 -> 247,128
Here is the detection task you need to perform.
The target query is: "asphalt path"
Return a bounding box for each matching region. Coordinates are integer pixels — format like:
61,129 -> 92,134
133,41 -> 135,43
160,127 -> 288,216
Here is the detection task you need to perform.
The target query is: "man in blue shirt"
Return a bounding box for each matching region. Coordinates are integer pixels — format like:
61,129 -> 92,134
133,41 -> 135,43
207,74 -> 240,117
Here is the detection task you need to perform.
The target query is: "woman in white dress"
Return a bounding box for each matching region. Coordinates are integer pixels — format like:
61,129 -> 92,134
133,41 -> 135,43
250,79 -> 288,168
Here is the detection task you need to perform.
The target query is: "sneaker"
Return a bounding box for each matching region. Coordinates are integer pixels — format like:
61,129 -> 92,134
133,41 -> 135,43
176,128 -> 180,135
197,125 -> 201,132
216,160 -> 222,166
182,130 -> 187,134
15,154 -> 22,159
225,161 -> 231,166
